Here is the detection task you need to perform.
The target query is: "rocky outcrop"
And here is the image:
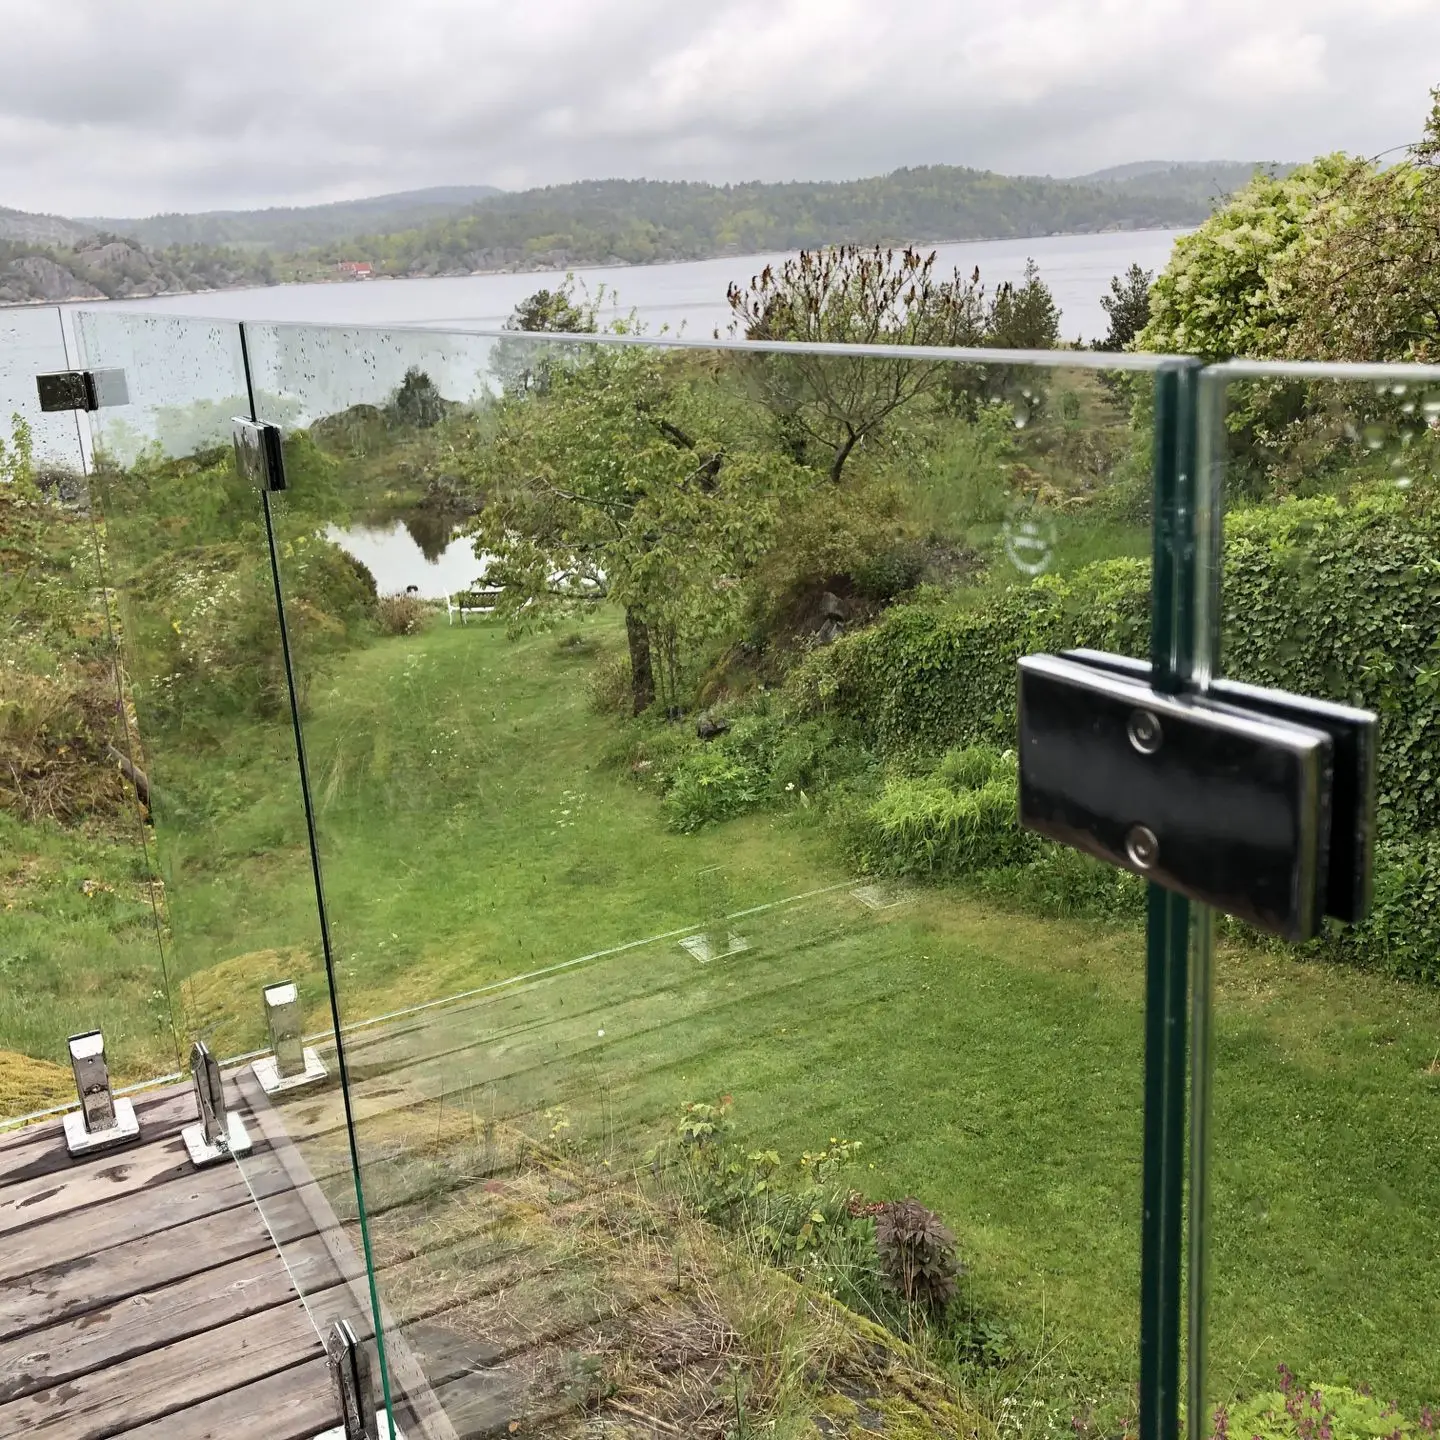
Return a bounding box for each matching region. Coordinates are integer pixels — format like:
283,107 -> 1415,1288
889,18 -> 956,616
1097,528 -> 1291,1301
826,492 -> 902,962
0,233 -> 273,307
0,254 -> 104,303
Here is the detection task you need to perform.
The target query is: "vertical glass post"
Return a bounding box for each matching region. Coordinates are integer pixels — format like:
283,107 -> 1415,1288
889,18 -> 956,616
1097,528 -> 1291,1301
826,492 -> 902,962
1140,359 -> 1204,1440
1185,367 -> 1226,1440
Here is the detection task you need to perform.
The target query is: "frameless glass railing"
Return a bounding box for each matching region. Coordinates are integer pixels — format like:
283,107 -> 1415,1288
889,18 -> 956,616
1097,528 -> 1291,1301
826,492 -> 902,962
1187,359 -> 1440,1436
6,298 -> 1437,1440
0,305 -> 176,1127
237,320 -> 1171,1439
61,308 -> 374,1365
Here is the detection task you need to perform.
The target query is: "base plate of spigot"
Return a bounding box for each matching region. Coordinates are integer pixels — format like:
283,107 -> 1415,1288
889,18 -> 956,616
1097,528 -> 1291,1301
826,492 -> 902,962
182,1111 -> 254,1168
313,1411 -> 404,1440
252,1046 -> 328,1094
63,1098 -> 141,1158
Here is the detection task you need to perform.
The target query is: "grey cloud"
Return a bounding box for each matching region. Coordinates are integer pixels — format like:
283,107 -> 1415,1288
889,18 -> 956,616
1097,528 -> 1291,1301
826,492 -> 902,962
1,0 -> 1437,216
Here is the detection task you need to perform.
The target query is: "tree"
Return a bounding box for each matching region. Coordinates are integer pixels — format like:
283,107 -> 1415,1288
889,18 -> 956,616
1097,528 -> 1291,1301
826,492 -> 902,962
1096,264 -> 1154,352
469,347 -> 802,715
389,368 -> 448,428
493,276 -> 600,396
724,245 -> 989,482
504,279 -> 598,335
986,259 -> 1061,350
1280,89 -> 1440,364
1137,156 -> 1357,361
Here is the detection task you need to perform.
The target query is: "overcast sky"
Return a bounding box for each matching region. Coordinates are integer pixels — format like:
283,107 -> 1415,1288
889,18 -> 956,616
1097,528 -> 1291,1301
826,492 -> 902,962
3,0 -> 1438,218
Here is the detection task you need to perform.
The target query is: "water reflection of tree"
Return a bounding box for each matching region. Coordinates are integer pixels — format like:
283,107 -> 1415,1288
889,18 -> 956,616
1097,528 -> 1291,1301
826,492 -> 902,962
402,508 -> 454,562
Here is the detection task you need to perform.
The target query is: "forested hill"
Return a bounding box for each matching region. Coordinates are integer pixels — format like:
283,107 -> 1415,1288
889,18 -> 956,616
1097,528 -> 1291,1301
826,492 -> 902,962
82,184 -> 506,251
0,159 -> 1290,304
318,163 -> 1287,275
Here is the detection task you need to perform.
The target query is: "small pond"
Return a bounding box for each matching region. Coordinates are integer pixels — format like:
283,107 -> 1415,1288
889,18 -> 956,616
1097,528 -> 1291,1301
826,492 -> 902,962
325,522 -> 491,599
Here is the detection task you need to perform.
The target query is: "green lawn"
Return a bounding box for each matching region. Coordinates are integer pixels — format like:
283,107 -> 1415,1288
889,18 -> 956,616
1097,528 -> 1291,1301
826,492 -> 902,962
4,612 -> 1438,1420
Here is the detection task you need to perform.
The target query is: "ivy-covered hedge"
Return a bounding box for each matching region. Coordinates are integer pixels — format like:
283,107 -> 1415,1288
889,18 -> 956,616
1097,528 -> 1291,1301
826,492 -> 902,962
787,557 -> 1151,757
796,492 -> 1440,834
1221,496 -> 1440,837
791,491 -> 1440,982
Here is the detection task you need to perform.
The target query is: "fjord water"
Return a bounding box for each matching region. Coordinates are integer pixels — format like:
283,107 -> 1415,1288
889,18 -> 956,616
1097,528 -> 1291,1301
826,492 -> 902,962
9,228 -> 1183,466
105,227 -> 1185,342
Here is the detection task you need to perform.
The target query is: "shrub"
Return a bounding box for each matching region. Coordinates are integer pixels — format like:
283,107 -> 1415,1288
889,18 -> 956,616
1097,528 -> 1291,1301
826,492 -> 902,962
874,1198 -> 961,1313
662,745 -> 765,833
846,747 -> 1035,878
1212,1365 -> 1433,1440
376,594 -> 428,636
789,557 -> 1150,756
586,654 -> 632,715
1330,833 -> 1440,984
853,542 -> 927,602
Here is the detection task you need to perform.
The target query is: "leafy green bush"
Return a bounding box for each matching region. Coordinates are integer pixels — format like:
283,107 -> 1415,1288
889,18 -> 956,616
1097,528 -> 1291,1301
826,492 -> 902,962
846,746 -> 1034,878
651,709 -> 863,831
1333,834 -> 1440,984
662,745 -> 765,832
853,542 -> 927,602
1212,1365 -> 1433,1440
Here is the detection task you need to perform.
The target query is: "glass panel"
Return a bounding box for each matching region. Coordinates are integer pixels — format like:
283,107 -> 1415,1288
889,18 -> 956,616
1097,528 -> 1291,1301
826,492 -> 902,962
68,309 -> 382,1362
0,304 -> 87,474
1198,363 -> 1440,1432
0,305 -> 165,1122
246,314 -> 1173,1439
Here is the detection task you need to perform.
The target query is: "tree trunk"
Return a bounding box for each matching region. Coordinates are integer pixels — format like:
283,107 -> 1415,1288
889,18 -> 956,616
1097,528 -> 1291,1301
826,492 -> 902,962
829,429 -> 860,484
625,608 -> 656,715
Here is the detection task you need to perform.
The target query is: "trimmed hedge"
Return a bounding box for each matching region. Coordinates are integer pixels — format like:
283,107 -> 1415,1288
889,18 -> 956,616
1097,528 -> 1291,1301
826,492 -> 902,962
796,492 -> 1440,834
793,490 -> 1440,981
787,557 -> 1151,757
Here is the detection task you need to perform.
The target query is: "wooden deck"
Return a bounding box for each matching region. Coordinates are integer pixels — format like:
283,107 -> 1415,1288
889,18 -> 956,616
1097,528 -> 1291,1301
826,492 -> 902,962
0,888 -> 870,1439
0,1080 -> 346,1440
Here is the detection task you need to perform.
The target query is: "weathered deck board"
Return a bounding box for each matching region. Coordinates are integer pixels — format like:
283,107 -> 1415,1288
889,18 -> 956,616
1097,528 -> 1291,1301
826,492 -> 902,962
0,1190 -> 290,1341
0,1091 -> 195,1189
0,1133 -> 198,1237
110,1356 -> 336,1440
0,1301 -> 322,1439
0,1079 -> 349,1440
0,1241 -> 333,1404
0,1148 -> 291,1283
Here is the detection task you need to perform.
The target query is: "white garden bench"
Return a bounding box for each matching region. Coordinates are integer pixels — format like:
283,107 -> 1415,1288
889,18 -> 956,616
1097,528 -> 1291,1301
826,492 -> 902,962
446,587 -> 504,624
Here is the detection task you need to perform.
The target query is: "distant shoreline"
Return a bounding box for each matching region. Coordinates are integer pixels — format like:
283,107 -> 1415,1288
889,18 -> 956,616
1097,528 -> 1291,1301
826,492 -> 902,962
2,225 -> 1188,310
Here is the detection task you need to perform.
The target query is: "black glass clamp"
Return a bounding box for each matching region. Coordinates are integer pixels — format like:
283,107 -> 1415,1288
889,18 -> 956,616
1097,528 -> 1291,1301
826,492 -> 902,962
1017,651 -> 1377,942
35,369 -> 129,412
232,418 -> 287,492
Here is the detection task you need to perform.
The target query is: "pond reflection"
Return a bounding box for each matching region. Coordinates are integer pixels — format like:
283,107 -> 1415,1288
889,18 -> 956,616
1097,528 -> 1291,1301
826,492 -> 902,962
325,521 -> 490,598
